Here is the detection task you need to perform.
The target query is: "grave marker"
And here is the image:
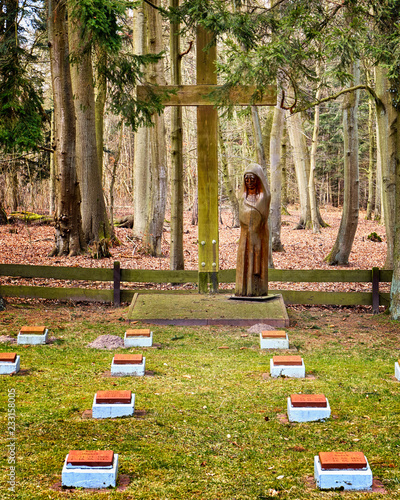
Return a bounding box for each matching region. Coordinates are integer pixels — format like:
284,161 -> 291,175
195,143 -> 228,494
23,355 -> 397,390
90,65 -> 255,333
314,451 -> 372,490
260,330 -> 289,349
124,329 -> 153,347
287,394 -> 331,422
0,352 -> 20,375
270,355 -> 305,378
111,354 -> 145,376
62,450 -> 118,488
18,326 -> 48,345
93,391 -> 135,419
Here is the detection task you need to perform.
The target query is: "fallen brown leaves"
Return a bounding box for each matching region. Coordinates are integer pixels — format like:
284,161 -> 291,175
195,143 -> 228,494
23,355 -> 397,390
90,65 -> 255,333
0,205 -> 388,295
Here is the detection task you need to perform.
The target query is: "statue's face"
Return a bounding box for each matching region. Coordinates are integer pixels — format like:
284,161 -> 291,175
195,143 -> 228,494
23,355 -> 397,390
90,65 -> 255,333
244,173 -> 257,190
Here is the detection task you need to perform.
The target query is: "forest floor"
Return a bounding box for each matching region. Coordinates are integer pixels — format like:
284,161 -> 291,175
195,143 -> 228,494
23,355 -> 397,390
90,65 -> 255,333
0,204 -> 389,298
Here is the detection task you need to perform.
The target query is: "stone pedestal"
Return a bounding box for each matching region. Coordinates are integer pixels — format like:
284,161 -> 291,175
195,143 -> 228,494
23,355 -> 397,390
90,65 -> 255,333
92,392 -> 135,419
314,453 -> 372,491
287,394 -> 330,422
18,326 -> 48,345
270,355 -> 305,378
62,451 -> 118,489
0,354 -> 20,375
395,361 -> 400,381
260,331 -> 289,349
124,329 -> 153,347
111,354 -> 145,377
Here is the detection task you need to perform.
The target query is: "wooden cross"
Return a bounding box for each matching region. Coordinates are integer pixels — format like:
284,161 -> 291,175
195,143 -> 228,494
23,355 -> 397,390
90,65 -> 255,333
137,27 -> 277,293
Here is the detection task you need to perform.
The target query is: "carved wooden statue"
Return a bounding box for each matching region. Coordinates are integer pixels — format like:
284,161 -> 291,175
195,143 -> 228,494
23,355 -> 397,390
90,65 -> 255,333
235,164 -> 271,297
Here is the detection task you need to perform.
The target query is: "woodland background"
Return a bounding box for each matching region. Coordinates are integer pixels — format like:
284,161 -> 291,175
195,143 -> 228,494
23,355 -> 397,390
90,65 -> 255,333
0,1 -> 399,307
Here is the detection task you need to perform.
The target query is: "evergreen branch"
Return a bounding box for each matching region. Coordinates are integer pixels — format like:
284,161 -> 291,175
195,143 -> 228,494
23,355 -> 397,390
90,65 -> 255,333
292,85 -> 383,114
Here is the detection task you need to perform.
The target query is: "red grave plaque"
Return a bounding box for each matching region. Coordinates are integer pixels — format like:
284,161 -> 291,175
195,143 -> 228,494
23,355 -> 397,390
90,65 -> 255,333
125,329 -> 151,337
319,452 -> 367,470
20,326 -> 46,334
67,450 -> 114,467
113,354 -> 143,365
96,390 -> 132,404
261,331 -> 286,339
273,355 -> 302,366
290,394 -> 327,407
0,353 -> 17,363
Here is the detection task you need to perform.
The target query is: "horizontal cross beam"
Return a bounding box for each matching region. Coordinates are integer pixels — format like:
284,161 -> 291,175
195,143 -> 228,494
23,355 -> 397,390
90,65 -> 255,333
137,84 -> 277,106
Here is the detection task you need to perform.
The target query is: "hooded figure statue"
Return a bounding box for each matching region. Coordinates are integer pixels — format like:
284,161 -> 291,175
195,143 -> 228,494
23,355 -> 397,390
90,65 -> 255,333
235,163 -> 270,297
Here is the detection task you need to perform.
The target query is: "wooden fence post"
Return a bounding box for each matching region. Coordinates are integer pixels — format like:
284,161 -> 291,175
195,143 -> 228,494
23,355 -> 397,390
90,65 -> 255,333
372,267 -> 380,314
113,261 -> 121,307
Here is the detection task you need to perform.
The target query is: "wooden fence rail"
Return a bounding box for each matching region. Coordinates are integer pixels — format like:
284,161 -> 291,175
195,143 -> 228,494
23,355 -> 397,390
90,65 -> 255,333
0,263 -> 392,312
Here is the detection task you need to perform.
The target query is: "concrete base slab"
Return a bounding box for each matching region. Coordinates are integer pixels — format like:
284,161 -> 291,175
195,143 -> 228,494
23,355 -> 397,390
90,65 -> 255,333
128,293 -> 289,327
395,361 -> 400,381
62,454 -> 118,488
17,330 -> 48,345
287,397 -> 331,422
270,359 -> 305,378
92,394 -> 135,419
314,456 -> 372,490
111,357 -> 145,376
124,332 -> 153,347
0,356 -> 20,375
260,334 -> 289,349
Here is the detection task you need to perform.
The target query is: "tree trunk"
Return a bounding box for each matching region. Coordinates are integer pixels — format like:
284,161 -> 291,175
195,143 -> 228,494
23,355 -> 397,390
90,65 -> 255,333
218,124 -> 239,227
365,69 -> 375,220
375,66 -> 396,268
251,106 -> 274,268
170,0 -> 184,270
375,127 -> 382,221
309,63 -> 322,234
95,47 -> 107,178
133,1 -> 167,256
68,8 -> 110,248
390,103 -> 400,319
144,0 -> 167,256
49,109 -> 56,216
286,111 -> 311,228
48,0 -> 84,256
132,4 -> 149,239
325,61 -> 360,265
270,91 -> 285,251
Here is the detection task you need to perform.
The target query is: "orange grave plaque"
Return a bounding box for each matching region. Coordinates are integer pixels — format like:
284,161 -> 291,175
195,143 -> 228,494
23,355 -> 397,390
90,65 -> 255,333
20,326 -> 46,334
67,450 -> 114,467
113,354 -> 143,365
0,353 -> 17,363
125,329 -> 151,337
319,452 -> 367,470
273,355 -> 302,366
290,394 -> 327,408
261,331 -> 286,339
96,390 -> 132,404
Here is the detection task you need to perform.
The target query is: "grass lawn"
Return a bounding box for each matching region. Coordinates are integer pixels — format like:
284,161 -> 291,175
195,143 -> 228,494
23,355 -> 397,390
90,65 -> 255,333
0,301 -> 399,499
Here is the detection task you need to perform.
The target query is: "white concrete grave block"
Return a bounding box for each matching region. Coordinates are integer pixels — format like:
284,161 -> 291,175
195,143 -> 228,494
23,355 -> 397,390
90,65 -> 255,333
92,392 -> 135,419
0,354 -> 20,375
287,395 -> 331,422
124,328 -> 153,347
17,326 -> 48,345
270,355 -> 305,378
260,330 -> 289,349
111,354 -> 146,376
395,361 -> 400,381
62,451 -> 118,489
314,452 -> 373,491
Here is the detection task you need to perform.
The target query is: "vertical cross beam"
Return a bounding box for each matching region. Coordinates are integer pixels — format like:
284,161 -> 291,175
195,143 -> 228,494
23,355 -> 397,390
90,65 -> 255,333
197,27 -> 219,293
